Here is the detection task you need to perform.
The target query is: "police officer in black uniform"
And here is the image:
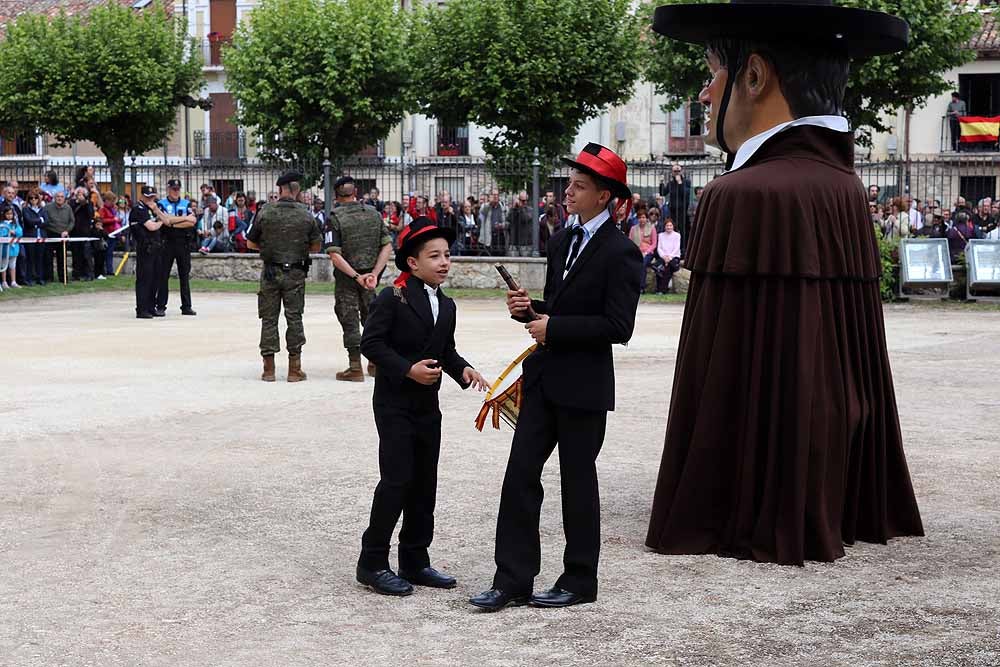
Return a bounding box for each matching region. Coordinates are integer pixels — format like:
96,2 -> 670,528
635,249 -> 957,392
155,179 -> 198,317
130,185 -> 168,319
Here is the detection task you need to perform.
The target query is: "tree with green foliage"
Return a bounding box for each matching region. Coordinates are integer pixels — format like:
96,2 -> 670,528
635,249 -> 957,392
0,1 -> 203,195
640,0 -> 982,147
414,0 -> 641,175
225,0 -> 417,173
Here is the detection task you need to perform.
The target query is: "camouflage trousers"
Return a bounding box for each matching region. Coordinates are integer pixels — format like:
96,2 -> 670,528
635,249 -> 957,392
334,275 -> 375,350
259,267 -> 307,356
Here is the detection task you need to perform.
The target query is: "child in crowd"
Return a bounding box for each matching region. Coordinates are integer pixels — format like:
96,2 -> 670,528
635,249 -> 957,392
629,208 -> 658,293
199,220 -> 232,254
0,204 -> 22,289
356,217 -> 488,597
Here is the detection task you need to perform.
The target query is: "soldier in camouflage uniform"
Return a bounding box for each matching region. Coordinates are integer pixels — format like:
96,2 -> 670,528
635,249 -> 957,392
324,176 -> 393,382
246,170 -> 322,382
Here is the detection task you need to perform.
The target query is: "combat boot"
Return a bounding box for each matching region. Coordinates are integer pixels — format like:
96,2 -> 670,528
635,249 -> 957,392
288,354 -> 307,382
336,349 -> 365,382
261,355 -> 276,382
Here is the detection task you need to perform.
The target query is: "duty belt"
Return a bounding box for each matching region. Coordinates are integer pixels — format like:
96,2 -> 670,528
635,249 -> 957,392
269,261 -> 308,271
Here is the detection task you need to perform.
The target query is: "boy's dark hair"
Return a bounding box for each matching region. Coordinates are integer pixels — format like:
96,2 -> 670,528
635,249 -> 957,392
707,39 -> 850,118
213,220 -> 224,229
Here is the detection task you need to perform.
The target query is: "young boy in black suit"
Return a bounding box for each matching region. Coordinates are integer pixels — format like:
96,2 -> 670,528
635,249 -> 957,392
357,217 -> 488,596
471,143 -> 642,611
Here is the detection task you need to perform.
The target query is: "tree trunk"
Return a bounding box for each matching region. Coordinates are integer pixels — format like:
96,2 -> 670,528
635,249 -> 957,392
104,147 -> 127,200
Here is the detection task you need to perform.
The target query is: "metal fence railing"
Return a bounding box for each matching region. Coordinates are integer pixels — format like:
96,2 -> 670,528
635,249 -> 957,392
3,153 -> 1000,255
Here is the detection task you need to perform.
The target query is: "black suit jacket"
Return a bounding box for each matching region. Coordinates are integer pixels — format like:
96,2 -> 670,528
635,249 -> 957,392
518,218 -> 642,412
361,275 -> 472,403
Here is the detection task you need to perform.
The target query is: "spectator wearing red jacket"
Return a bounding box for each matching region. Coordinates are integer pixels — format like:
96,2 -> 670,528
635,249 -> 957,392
99,191 -> 121,277
407,194 -> 437,223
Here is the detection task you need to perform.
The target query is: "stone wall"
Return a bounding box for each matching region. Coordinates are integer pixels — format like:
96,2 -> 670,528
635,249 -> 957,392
116,253 -> 550,290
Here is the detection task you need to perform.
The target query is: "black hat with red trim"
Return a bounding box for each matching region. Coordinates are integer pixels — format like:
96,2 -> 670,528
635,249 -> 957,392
394,217 -> 456,272
561,143 -> 632,201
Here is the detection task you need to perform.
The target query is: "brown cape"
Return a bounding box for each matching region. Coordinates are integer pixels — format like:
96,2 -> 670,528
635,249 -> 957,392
645,125 -> 924,565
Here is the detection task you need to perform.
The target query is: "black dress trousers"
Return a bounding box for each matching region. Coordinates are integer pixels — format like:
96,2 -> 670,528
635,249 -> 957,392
157,233 -> 192,311
359,392 -> 443,573
492,382 -> 607,598
135,247 -> 161,315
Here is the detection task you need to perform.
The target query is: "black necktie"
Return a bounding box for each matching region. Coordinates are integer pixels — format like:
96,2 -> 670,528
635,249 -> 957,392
565,226 -> 585,272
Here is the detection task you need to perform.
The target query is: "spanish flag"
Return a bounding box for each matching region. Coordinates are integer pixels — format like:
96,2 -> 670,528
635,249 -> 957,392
959,116 -> 1000,144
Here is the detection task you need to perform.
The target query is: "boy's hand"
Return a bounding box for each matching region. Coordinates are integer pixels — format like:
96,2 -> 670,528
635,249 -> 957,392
407,359 -> 442,385
462,367 -> 489,392
507,288 -> 531,317
525,315 -> 549,345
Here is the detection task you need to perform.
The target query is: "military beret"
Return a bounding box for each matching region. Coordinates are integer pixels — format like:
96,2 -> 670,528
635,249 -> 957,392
276,170 -> 304,187
333,175 -> 355,191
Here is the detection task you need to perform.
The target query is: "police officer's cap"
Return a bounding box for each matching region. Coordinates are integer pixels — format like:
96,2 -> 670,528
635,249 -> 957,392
333,175 -> 355,191
166,179 -> 182,189
141,185 -> 158,197
276,170 -> 304,187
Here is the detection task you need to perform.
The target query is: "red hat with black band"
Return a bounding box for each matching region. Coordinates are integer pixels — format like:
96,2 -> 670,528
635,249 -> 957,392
562,143 -> 633,225
393,217 -> 456,287
561,143 -> 632,201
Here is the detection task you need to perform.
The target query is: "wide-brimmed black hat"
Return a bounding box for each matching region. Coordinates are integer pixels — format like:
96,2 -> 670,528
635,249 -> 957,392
394,217 -> 456,272
561,143 -> 632,201
652,0 -> 909,58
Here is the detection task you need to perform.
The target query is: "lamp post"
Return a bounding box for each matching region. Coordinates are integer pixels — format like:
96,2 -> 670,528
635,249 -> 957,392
531,148 -> 541,258
323,147 -> 332,229
130,153 -> 137,204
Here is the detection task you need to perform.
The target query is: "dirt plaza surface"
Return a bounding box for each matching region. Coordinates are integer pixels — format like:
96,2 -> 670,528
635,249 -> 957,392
2,292 -> 999,667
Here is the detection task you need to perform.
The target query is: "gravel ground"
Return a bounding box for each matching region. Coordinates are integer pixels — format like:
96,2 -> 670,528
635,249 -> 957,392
2,292 -> 998,667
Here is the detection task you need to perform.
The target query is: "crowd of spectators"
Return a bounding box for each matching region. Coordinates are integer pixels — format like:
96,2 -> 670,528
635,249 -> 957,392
0,163 -> 701,295
868,184 -> 1000,261
0,169 -> 279,290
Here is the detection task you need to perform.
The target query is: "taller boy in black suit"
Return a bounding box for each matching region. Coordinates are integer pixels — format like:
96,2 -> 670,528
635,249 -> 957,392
357,218 -> 487,597
470,144 -> 642,611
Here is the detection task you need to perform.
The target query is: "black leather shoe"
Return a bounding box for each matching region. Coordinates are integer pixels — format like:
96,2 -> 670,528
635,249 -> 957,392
136,312 -> 154,319
468,588 -> 530,612
181,308 -> 197,316
356,566 -> 413,597
528,587 -> 596,608
399,566 -> 457,589
153,309 -> 166,317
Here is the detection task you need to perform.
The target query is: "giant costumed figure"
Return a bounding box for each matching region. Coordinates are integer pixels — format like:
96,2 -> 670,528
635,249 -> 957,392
646,0 -> 924,564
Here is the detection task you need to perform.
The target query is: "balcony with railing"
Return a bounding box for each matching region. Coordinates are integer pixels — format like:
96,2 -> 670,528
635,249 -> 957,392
200,33 -> 232,68
666,103 -> 706,156
193,130 -> 247,162
432,125 -> 470,157
940,114 -> 1000,154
